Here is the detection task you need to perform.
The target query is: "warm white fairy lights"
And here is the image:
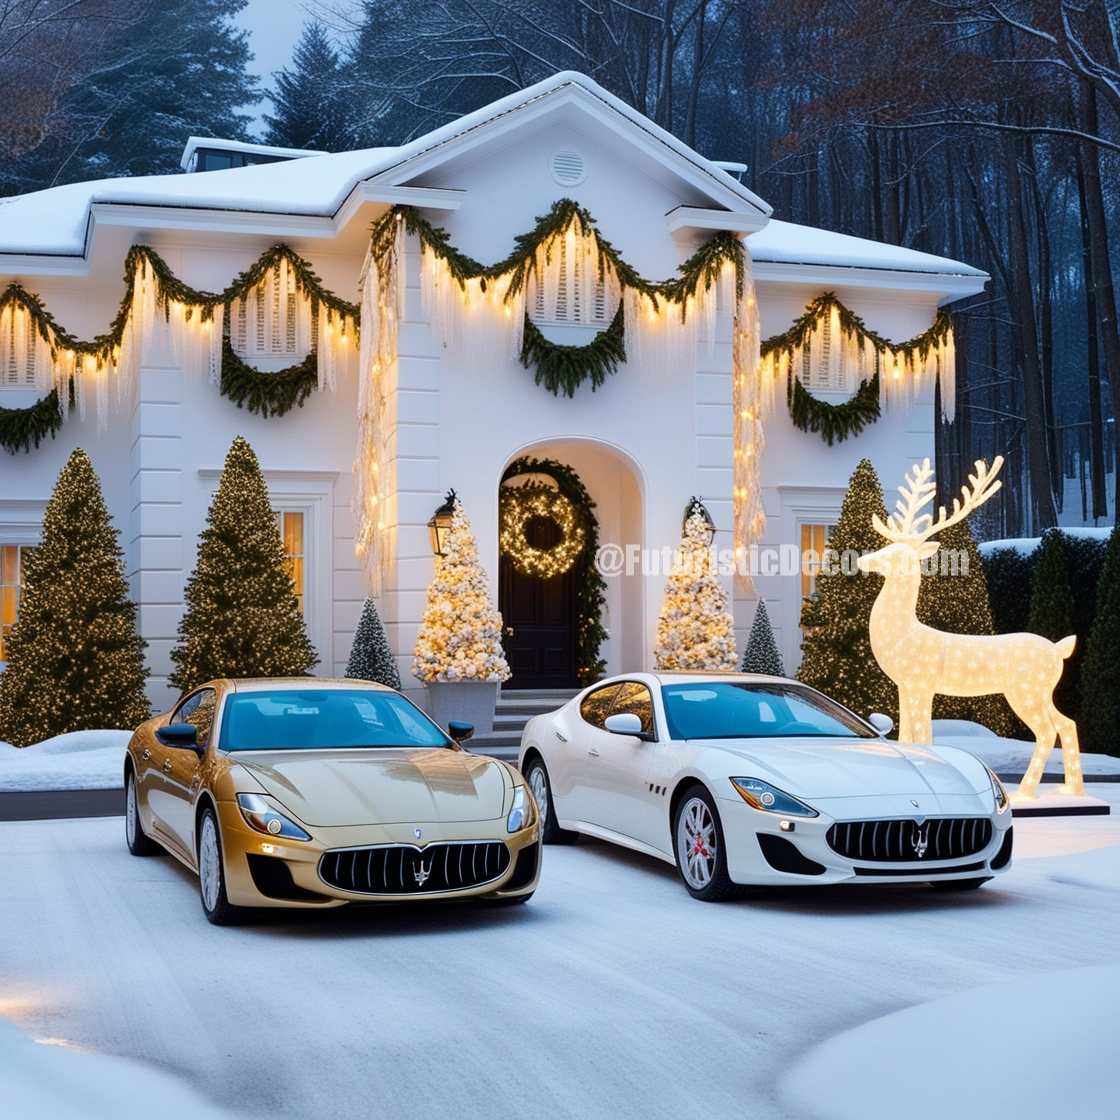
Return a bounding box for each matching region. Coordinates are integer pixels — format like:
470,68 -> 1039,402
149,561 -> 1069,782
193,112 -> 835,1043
859,456 -> 1084,799
499,485 -> 585,579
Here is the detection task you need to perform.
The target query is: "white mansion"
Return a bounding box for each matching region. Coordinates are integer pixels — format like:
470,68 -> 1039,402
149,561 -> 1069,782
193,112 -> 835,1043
0,71 -> 985,714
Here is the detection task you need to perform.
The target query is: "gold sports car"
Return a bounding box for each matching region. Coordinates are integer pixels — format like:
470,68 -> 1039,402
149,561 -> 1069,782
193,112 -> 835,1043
124,678 -> 540,924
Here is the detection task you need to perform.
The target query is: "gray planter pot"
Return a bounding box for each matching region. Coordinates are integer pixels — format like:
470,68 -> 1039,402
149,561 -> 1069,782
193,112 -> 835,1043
426,680 -> 499,736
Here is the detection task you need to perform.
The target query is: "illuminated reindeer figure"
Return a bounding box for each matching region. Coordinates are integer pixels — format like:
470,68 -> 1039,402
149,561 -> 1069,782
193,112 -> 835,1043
857,457 -> 1084,799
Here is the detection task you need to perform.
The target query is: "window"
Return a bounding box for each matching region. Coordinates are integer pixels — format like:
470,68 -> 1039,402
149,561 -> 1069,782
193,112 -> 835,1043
530,236 -> 613,327
2,309 -> 39,387
275,510 -> 305,614
172,688 -> 217,748
610,682 -> 655,736
218,689 -> 450,751
800,522 -> 836,604
0,545 -> 33,661
580,683 -> 621,729
660,682 -> 876,742
801,316 -> 874,394
232,266 -> 299,357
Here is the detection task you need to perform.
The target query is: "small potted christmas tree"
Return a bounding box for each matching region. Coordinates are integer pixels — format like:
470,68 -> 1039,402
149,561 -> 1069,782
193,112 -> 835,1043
654,499 -> 737,671
346,598 -> 402,690
741,600 -> 784,676
412,495 -> 509,733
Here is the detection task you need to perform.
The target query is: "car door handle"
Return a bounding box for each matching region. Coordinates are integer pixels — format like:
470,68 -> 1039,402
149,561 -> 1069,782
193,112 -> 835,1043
141,749 -> 151,761
588,748 -> 600,758
555,730 -> 567,743
162,759 -> 173,773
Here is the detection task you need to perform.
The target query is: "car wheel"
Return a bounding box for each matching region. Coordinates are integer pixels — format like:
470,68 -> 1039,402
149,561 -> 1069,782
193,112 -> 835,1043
125,771 -> 159,857
197,806 -> 245,926
524,757 -> 578,845
673,786 -> 738,902
930,877 -> 992,892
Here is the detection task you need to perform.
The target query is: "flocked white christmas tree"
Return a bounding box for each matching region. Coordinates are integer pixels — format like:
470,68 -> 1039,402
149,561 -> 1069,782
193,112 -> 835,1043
346,597 -> 402,690
412,496 -> 511,683
740,599 -> 784,676
654,503 -> 738,671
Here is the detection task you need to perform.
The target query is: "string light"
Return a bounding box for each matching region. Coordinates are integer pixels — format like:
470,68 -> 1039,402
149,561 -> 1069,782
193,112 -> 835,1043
499,486 -> 585,579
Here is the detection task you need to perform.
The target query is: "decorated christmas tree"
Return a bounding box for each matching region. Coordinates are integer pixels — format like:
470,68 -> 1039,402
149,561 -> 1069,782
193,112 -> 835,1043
654,502 -> 737,671
916,519 -> 1015,734
1080,522 -> 1120,757
741,599 -> 784,676
169,436 -> 317,692
0,449 -> 150,746
412,497 -> 510,683
797,459 -> 898,721
346,597 -> 402,690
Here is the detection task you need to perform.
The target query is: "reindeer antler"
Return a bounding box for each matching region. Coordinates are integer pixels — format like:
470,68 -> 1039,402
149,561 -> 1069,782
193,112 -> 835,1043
872,456 -> 1003,543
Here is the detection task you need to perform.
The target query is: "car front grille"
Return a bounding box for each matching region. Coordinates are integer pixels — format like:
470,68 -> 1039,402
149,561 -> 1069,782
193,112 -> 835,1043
319,841 -> 511,895
826,817 -> 992,863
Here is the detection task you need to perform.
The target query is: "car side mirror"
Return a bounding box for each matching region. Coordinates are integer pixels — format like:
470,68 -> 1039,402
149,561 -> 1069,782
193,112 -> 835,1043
447,720 -> 474,743
156,722 -> 200,751
868,712 -> 894,737
604,712 -> 646,738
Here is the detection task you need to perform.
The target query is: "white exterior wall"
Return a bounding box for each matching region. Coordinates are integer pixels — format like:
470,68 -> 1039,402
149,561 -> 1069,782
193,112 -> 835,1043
0,111 -> 958,714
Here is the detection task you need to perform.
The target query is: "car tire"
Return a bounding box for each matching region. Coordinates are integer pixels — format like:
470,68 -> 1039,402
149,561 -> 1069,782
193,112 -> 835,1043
673,785 -> 739,902
930,877 -> 992,892
524,757 -> 578,845
124,770 -> 159,857
197,806 -> 245,926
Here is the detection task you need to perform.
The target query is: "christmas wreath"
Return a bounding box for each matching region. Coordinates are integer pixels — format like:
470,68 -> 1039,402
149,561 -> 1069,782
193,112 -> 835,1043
499,485 -> 586,578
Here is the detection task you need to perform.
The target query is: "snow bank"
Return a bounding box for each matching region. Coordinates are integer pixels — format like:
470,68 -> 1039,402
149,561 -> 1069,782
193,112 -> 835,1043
780,964 -> 1119,1120
0,1019 -> 236,1119
933,728 -> 1119,776
979,525 -> 1114,558
0,730 -> 130,791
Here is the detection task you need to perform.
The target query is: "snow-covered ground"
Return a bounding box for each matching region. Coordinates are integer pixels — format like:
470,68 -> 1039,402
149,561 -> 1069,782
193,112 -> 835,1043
931,719 -> 1120,777
0,790 -> 1117,1120
0,731 -> 130,792
978,524 -> 1113,558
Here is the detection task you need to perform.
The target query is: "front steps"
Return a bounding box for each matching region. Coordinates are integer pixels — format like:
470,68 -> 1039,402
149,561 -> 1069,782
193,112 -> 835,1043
467,687 -> 579,762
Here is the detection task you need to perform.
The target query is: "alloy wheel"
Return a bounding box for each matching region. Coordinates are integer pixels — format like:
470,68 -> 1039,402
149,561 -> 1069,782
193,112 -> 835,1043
126,777 -> 137,846
677,796 -> 717,890
528,764 -> 549,828
199,815 -> 222,913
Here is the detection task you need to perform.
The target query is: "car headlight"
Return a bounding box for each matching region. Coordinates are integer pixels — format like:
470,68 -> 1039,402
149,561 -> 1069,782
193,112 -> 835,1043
236,793 -> 311,841
730,777 -> 818,818
507,786 -> 535,833
986,767 -> 1010,814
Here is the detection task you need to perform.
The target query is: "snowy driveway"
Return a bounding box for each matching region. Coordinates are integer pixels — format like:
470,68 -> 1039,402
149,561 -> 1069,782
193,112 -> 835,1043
1,795 -> 1118,1120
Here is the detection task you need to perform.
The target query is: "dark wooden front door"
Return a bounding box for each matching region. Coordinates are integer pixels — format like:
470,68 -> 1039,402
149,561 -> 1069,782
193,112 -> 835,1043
499,515 -> 578,689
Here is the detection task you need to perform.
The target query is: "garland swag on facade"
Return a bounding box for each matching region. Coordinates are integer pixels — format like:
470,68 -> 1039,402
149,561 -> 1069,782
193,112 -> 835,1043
0,243 -> 359,450
501,456 -> 608,685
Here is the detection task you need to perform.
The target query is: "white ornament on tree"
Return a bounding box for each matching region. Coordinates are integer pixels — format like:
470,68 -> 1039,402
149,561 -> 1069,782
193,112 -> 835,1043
858,456 -> 1084,800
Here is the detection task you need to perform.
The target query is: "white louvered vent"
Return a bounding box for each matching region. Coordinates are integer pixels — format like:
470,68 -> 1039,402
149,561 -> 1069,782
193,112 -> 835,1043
2,311 -> 37,386
802,317 -> 847,392
550,150 -> 586,186
232,267 -> 300,358
531,236 -> 613,326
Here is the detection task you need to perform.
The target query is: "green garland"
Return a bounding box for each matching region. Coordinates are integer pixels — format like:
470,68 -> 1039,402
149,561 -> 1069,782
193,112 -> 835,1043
371,200 -> 746,396
0,243 -> 359,450
762,292 -> 953,445
502,456 -> 607,685
219,339 -> 319,418
519,305 -> 626,397
0,389 -> 64,455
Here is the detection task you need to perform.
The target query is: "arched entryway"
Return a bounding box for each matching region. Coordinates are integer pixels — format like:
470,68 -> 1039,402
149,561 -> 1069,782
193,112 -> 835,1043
498,439 -> 645,689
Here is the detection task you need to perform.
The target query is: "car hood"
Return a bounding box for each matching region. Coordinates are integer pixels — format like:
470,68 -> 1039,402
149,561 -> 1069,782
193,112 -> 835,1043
231,748 -> 509,827
696,737 -> 987,799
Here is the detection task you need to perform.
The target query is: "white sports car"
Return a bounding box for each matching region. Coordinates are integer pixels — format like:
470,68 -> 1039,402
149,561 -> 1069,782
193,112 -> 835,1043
519,672 -> 1013,900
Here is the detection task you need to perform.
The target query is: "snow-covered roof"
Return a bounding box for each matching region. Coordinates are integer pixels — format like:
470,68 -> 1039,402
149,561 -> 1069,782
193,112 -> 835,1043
0,70 -> 981,287
179,136 -> 325,170
749,219 -> 986,278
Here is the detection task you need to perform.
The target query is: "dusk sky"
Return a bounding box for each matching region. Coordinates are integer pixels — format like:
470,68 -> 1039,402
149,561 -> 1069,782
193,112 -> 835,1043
236,0 -> 319,131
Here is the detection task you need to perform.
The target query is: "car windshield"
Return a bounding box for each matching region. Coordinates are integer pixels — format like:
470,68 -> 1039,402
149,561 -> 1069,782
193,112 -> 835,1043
218,689 -> 451,751
660,682 -> 876,741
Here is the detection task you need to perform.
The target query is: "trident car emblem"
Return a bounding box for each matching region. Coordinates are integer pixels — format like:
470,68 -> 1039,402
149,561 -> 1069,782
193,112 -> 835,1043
413,857 -> 433,886
910,821 -> 930,859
